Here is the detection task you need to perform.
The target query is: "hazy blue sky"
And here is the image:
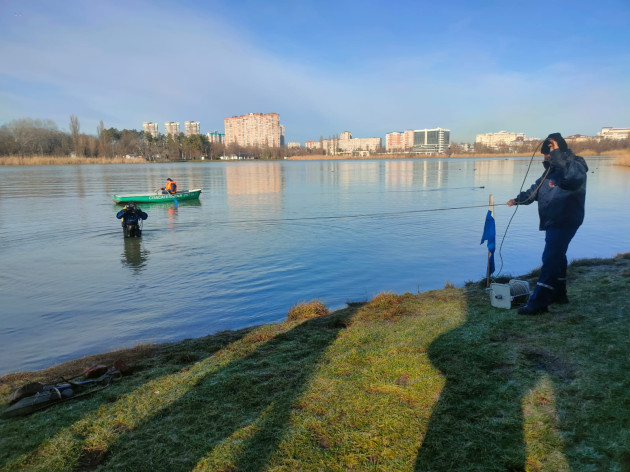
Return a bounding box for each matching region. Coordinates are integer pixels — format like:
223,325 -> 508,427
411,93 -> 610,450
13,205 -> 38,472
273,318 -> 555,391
1,0 -> 628,143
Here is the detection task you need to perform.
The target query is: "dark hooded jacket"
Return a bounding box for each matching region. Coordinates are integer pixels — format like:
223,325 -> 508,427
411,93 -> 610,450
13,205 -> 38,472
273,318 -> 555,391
514,149 -> 588,230
116,206 -> 148,226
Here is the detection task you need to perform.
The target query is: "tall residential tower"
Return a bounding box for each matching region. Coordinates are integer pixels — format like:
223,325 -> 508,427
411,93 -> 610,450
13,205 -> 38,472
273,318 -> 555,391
185,121 -> 200,136
224,113 -> 282,147
164,122 -> 180,137
142,122 -> 159,138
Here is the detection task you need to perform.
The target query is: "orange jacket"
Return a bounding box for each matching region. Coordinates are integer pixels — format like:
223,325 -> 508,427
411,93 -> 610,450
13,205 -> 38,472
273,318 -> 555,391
165,180 -> 177,194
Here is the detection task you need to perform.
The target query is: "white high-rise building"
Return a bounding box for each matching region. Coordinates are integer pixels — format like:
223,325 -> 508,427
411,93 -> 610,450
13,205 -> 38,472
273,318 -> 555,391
185,121 -> 200,137
142,122 -> 158,138
164,122 -> 180,137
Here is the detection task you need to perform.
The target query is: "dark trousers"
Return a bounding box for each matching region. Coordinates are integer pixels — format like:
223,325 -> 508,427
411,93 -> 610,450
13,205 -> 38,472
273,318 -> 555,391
123,223 -> 141,238
527,226 -> 578,309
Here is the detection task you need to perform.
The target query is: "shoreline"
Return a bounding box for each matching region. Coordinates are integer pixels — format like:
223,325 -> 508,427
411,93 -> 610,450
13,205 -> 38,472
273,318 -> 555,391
1,253 -> 627,382
2,253 -> 630,470
2,149 -> 628,166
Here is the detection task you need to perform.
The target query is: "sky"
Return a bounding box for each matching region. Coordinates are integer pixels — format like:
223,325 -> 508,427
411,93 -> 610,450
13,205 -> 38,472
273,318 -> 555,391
1,0 -> 629,143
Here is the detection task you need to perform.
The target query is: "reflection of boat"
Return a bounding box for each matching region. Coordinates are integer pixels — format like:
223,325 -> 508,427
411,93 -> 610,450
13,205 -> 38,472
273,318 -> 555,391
112,189 -> 202,204
130,199 -> 202,209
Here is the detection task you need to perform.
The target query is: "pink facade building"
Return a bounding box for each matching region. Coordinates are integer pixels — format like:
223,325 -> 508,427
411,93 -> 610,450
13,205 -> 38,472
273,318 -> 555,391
224,113 -> 281,147
385,130 -> 415,152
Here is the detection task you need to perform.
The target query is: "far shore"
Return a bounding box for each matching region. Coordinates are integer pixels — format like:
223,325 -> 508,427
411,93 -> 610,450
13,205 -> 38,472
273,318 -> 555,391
1,149 -> 629,166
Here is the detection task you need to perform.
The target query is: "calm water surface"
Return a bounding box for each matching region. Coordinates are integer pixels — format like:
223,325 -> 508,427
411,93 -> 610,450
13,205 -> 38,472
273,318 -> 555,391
1,157 -> 628,375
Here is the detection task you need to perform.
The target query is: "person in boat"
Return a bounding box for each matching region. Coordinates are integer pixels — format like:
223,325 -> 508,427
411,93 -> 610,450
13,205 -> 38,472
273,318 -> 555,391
161,178 -> 177,195
116,202 -> 148,238
506,132 -> 588,315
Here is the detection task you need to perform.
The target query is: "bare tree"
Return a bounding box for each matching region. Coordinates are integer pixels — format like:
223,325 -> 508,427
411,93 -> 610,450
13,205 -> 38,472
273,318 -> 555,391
69,114 -> 81,156
97,120 -> 108,157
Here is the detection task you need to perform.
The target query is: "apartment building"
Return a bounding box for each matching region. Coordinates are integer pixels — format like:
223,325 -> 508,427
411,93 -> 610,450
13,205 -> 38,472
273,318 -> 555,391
476,131 -> 525,148
321,131 -> 382,155
385,130 -> 415,152
305,140 -> 321,150
224,113 -> 282,147
142,122 -> 159,138
185,121 -> 200,137
386,128 -> 450,153
598,127 -> 630,140
206,131 -> 225,144
164,122 -> 180,137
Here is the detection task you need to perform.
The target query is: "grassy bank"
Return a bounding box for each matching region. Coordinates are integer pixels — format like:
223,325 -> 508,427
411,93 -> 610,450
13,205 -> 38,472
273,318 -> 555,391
1,254 -> 630,471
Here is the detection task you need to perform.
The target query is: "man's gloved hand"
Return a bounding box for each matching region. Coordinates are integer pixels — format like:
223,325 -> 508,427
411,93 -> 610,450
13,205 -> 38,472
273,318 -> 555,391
550,150 -> 566,169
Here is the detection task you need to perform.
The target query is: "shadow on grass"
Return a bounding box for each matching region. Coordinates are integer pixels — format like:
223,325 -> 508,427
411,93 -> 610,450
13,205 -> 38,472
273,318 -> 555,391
100,306 -> 357,471
415,257 -> 630,471
0,328 -> 253,469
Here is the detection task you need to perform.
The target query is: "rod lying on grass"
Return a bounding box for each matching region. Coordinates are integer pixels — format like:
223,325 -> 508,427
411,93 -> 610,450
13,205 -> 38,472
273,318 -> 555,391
2,360 -> 128,419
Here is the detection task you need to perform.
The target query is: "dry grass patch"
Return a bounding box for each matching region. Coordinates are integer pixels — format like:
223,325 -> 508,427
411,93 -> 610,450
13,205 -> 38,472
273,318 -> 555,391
286,300 -> 329,321
610,149 -> 630,167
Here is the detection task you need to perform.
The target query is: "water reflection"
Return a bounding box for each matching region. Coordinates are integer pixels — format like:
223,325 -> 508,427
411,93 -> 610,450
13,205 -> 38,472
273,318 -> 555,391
121,237 -> 150,273
225,162 -> 283,215
225,162 -> 283,195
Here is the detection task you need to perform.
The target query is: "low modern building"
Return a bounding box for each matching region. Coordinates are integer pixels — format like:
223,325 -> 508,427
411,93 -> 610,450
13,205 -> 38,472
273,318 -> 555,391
412,128 -> 450,153
320,131 -> 382,155
476,131 -> 525,148
566,134 -> 593,143
598,127 -> 630,140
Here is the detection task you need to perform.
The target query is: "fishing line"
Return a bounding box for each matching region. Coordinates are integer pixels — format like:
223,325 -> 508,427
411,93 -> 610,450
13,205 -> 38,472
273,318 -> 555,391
208,202 -> 508,226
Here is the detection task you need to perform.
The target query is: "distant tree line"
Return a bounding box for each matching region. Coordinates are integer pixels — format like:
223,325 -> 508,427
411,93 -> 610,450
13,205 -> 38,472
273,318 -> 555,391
0,115 -> 310,161
3,116 -> 627,160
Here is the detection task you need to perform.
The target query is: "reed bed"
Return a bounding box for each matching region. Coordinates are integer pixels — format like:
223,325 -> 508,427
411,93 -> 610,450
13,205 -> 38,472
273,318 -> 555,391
610,149 -> 630,167
0,155 -> 146,166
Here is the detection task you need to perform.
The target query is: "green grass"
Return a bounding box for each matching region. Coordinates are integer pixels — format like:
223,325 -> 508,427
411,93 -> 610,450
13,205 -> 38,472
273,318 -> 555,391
1,254 -> 630,471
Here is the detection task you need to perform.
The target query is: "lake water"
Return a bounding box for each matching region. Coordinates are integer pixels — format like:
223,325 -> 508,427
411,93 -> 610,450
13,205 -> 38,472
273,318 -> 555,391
1,157 -> 628,375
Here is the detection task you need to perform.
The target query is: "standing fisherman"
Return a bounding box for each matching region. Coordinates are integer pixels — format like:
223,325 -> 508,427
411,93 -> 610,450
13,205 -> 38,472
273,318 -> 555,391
507,133 -> 588,315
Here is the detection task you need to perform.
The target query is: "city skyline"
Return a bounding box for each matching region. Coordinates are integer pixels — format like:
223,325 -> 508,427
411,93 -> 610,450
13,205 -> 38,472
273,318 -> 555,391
1,0 -> 628,143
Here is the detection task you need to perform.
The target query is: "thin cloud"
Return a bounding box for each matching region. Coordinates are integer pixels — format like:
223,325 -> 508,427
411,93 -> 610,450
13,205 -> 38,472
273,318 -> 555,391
0,0 -> 628,142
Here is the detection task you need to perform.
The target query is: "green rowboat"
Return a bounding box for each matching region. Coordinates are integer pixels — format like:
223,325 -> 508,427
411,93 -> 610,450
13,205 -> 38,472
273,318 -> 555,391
113,188 -> 202,204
